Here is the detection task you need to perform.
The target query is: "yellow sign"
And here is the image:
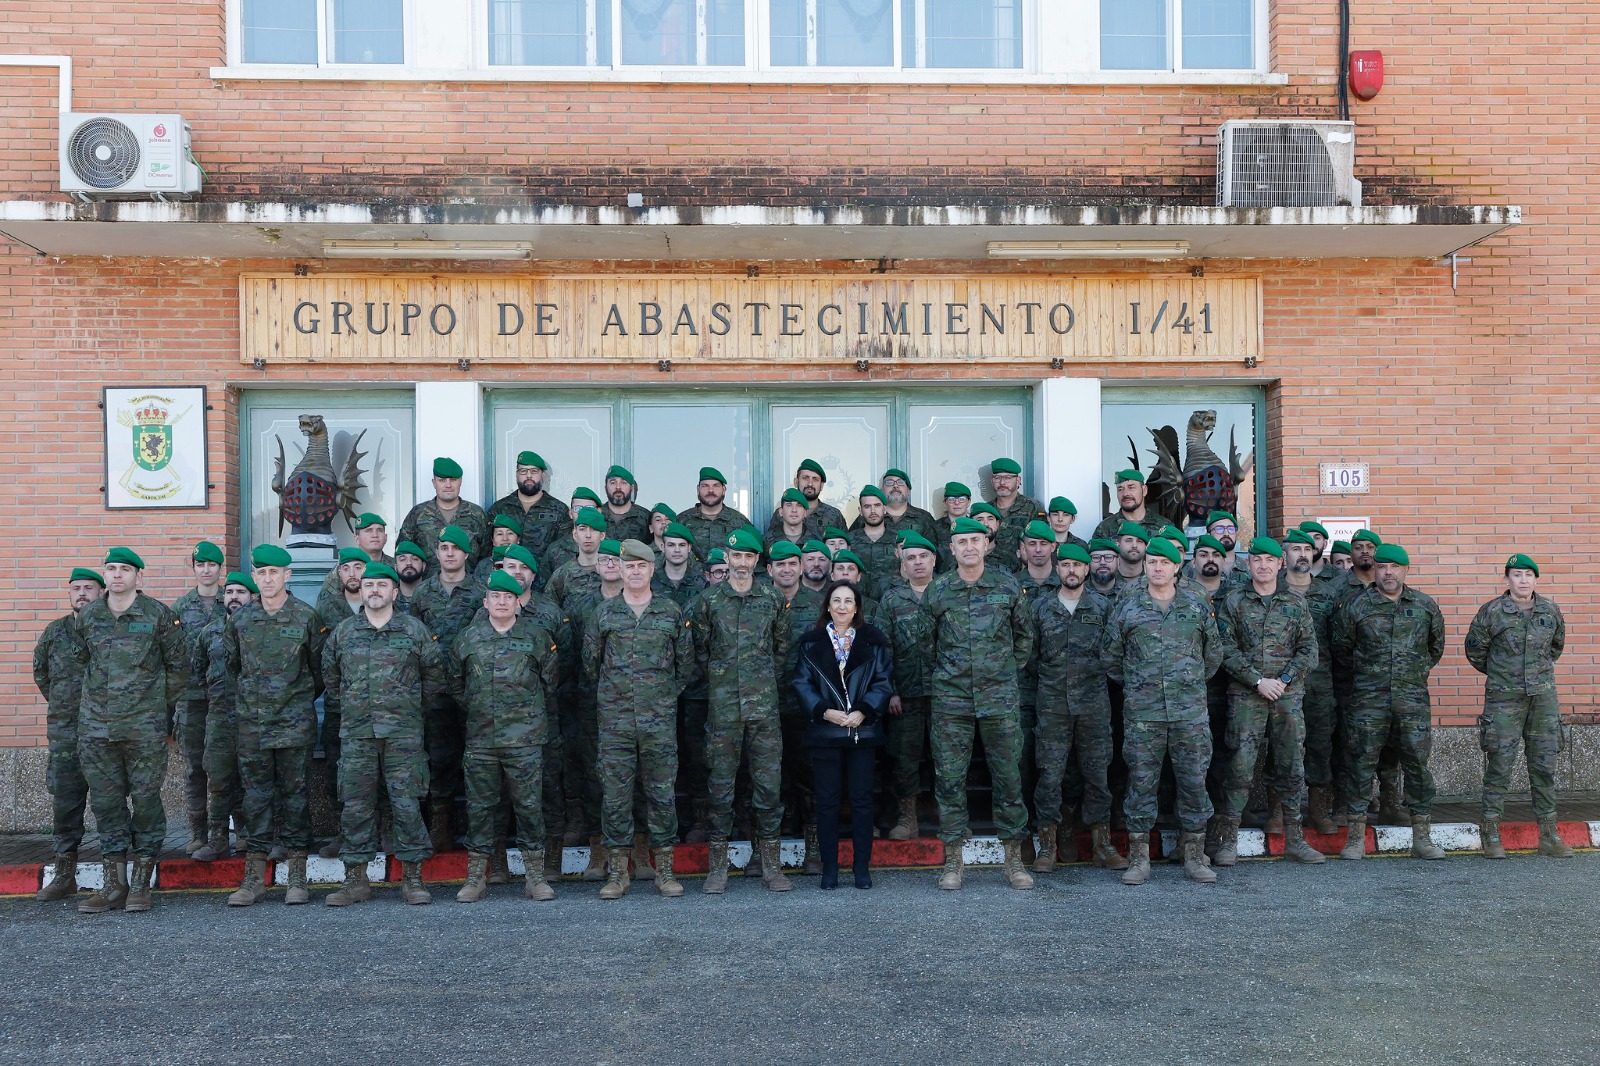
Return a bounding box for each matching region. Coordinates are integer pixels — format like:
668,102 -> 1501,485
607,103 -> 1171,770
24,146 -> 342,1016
241,274 -> 1259,365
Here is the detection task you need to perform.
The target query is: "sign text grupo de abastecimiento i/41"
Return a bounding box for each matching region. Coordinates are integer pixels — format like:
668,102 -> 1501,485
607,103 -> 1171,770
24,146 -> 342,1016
241,274 -> 1260,365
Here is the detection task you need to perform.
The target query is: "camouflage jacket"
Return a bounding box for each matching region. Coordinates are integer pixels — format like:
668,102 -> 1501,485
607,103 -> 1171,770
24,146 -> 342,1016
1092,510 -> 1170,542
544,558 -> 602,615
877,581 -> 934,699
75,592 -> 189,742
318,555 -> 395,601
1032,588 -> 1114,716
924,566 -> 1033,718
689,580 -> 792,724
224,595 -> 327,748
1285,576 -> 1339,689
603,502 -> 654,545
776,585 -> 823,711
676,505 -> 753,563
315,584 -> 364,632
993,494 -> 1047,569
1464,592 -> 1565,699
450,613 -> 561,750
651,562 -> 707,608
849,527 -> 902,599
1102,586 -> 1223,724
765,500 -> 849,546
399,496 -> 490,567
849,505 -> 941,547
1214,585 -> 1319,698
191,614 -> 238,720
33,614 -> 86,738
584,594 -> 693,729
1331,584 -> 1445,700
408,572 -> 488,656
485,490 -> 573,565
171,587 -> 224,701
322,611 -> 448,741
1015,570 -> 1062,705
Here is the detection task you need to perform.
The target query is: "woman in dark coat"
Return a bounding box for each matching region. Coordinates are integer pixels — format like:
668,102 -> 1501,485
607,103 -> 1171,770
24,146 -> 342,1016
792,579 -> 895,889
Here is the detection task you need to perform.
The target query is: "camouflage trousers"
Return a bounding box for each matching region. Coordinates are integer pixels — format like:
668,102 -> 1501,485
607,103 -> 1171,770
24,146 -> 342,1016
707,714 -> 783,841
599,717 -> 679,850
424,696 -> 466,806
237,737 -> 312,853
79,735 -> 169,859
339,735 -> 432,864
464,743 -> 544,855
46,723 -> 88,854
1302,675 -> 1337,788
1124,718 -> 1213,835
318,702 -> 342,824
1481,692 -> 1562,821
203,702 -> 242,833
1343,694 -> 1436,819
178,698 -> 209,820
559,685 -> 602,836
779,706 -> 814,827
1220,692 -> 1306,819
541,725 -> 566,839
931,706 -> 1028,844
676,696 -> 709,830
884,695 -> 929,803
1033,705 -> 1113,827
1018,700 -> 1038,821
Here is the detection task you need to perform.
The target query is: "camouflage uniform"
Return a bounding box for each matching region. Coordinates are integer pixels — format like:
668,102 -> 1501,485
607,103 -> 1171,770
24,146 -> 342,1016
1031,588 -> 1115,826
224,595 -> 326,853
32,614 -> 89,855
485,491 -> 573,573
876,581 -> 934,807
850,505 -> 941,547
1015,570 -> 1060,813
765,501 -> 849,546
689,581 -> 792,840
603,503 -> 654,545
399,497 -> 491,568
848,528 -> 901,599
992,495 -> 1046,573
676,505 -> 752,564
317,555 -> 395,602
924,567 -> 1034,844
408,572 -> 488,812
191,615 -> 242,843
1331,583 -> 1446,819
585,595 -> 693,848
548,562 -> 606,836
1091,510 -> 1169,542
540,536 -> 579,591
1101,586 -> 1223,835
1291,577 -> 1342,788
1214,585 -> 1319,819
1465,592 -> 1566,821
75,593 -> 189,858
321,610 -> 449,863
776,586 -> 824,829
171,587 -> 224,832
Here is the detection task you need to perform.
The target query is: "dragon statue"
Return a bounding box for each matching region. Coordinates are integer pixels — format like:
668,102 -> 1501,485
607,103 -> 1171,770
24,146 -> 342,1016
1124,409 -> 1253,529
271,414 -> 368,541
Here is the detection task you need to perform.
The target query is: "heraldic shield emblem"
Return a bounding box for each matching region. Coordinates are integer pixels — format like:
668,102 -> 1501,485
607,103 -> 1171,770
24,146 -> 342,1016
107,388 -> 203,508
134,422 -> 173,471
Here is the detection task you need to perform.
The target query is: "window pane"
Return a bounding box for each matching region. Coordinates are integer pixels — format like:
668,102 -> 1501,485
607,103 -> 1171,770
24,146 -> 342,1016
632,405 -> 754,517
491,404 -> 614,508
622,0 -> 744,66
1100,0 -> 1167,69
1182,0 -> 1253,68
770,405 -> 889,527
771,0 -> 894,67
706,0 -> 745,64
908,404 -> 1026,514
330,0 -> 405,63
491,0 -> 612,65
242,0 -> 318,63
901,0 -> 1021,69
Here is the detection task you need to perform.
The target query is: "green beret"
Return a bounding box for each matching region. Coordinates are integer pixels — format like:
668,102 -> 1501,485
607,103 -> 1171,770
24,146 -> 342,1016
504,545 -> 538,572
780,488 -> 809,507
192,540 -> 224,565
1048,496 -> 1078,516
699,466 -> 726,485
1373,543 -> 1410,566
969,503 -> 1001,520
990,457 -> 1022,476
1195,534 -> 1228,555
706,548 -> 727,565
1331,540 -> 1352,557
1117,521 -> 1150,542
943,481 -> 972,499
493,514 -> 522,533
487,570 -> 525,596
362,562 -> 400,584
1283,529 -> 1317,547
663,522 -> 695,545
598,539 -> 622,558
1505,553 -> 1539,577
224,571 -> 259,595
768,541 -> 802,562
438,525 -> 471,552
572,487 -> 602,506
651,502 -> 676,521
1206,511 -> 1237,528
69,567 -> 105,587
1351,529 -> 1382,546
1145,538 -> 1182,564
1023,520 -> 1054,543
619,539 -> 656,563
900,532 -> 938,554
798,458 -> 827,482
338,547 -> 369,566
516,450 -> 546,470
605,464 -> 636,485
1298,520 -> 1329,538
1115,468 -> 1145,484
801,539 -> 830,556
574,507 -> 607,532
433,457 -> 463,479
725,528 -> 764,554
859,485 -> 887,503
1056,543 -> 1091,564
354,513 -> 386,531
1248,536 -> 1283,558
395,540 -> 427,560
831,549 -> 864,568
104,546 -> 145,570
1160,525 -> 1186,543
823,527 -> 850,542
250,544 -> 291,569
1088,538 -> 1118,554
883,467 -> 912,487
950,517 -> 989,536
491,545 -> 509,561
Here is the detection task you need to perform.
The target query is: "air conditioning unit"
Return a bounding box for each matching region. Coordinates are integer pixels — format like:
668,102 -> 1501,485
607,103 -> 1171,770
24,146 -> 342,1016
1217,119 -> 1360,208
60,113 -> 202,200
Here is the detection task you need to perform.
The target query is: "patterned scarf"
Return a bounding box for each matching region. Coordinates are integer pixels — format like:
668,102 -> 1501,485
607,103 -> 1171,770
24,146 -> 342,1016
826,621 -> 855,666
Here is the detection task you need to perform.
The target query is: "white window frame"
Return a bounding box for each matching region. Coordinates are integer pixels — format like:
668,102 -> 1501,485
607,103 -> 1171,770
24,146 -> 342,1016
1093,0 -> 1269,76
228,0 -> 416,70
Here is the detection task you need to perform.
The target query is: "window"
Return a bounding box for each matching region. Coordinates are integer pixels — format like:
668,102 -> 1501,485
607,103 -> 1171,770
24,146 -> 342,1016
770,0 -> 894,68
241,0 -> 405,64
1100,0 -> 1256,71
621,0 -> 746,66
490,0 -> 612,65
901,0 -> 1021,70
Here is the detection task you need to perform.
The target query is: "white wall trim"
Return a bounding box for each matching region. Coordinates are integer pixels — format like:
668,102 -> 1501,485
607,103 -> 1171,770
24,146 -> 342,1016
1035,375 -> 1102,541
414,381 -> 485,506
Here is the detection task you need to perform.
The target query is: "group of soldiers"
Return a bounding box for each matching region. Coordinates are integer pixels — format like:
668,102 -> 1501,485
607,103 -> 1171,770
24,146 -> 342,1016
32,453 -> 1573,909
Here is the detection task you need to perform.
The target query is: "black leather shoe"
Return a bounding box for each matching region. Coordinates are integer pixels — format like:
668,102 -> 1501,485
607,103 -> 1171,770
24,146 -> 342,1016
820,869 -> 838,890
854,869 -> 872,889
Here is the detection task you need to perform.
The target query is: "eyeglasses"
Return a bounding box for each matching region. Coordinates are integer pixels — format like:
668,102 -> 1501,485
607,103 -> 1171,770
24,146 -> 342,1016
1210,525 -> 1237,535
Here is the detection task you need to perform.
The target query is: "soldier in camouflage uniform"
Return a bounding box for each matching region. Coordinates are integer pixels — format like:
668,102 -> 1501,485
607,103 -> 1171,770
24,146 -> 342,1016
545,508 -> 607,853
877,534 -> 937,841
1087,537 -> 1120,596
473,516 -> 524,582
1092,469 -> 1170,543
766,541 -> 824,870
1465,553 -> 1574,859
171,540 -> 225,854
322,562 -> 449,906
600,464 -> 653,543
189,573 -> 257,863
766,488 -> 813,553
221,545 -> 327,906
1101,536 -> 1222,886
1046,497 -> 1090,555
399,456 -> 490,569
1330,528 -> 1406,824
318,513 -> 396,601
650,523 -> 710,841
75,547 -> 189,914
1014,520 -> 1061,840
925,517 -> 1035,891
1211,537 -> 1324,866
850,468 -> 940,546
689,527 -> 794,894
987,458 -> 1043,574
450,569 -> 564,902
766,458 -> 848,545
849,486 -> 902,598
1331,542 -> 1447,861
31,567 -> 101,902
1282,530 -> 1341,833
485,450 -> 573,576
676,466 -> 750,563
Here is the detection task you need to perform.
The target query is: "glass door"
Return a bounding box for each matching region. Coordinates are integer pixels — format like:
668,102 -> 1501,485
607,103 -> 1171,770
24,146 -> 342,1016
907,401 -> 1028,515
490,403 -> 614,505
769,403 -> 890,527
629,402 -> 755,516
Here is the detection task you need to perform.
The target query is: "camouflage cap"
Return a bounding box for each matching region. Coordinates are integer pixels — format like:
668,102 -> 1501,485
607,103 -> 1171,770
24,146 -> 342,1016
69,567 -> 105,587
487,570 -> 524,596
250,544 -> 291,569
1056,542 -> 1091,564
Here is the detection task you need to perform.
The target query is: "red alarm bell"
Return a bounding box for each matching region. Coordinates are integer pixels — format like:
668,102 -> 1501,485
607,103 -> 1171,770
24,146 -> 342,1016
1349,50 -> 1383,101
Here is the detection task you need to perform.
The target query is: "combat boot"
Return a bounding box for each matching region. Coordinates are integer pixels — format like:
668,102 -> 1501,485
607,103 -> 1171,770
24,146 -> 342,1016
802,824 -> 822,876
1032,824 -> 1058,874
654,847 -> 683,897
599,848 -> 631,900
1262,791 -> 1284,835
888,796 -> 918,841
487,840 -> 510,885
1538,817 -> 1576,858
543,836 -> 564,878
1003,839 -> 1035,890
36,852 -> 78,902
78,854 -> 128,914
1090,824 -> 1129,871
1481,820 -> 1506,859
1121,838 -> 1151,886
631,833 -> 656,881
318,835 -> 343,860
937,840 -> 964,891
1340,818 -> 1367,860
186,811 -> 207,855
1181,831 -> 1216,884
1306,786 -> 1337,835
428,801 -> 453,854
523,852 -> 557,901
759,838 -> 793,892
400,860 -> 433,904
457,855 -> 489,903
124,858 -> 156,912
583,836 -> 607,882
745,839 -> 763,879
1409,817 -> 1446,860
1282,818 -> 1326,864
1212,816 -> 1241,867
324,863 -> 373,907
1375,771 -> 1407,825
285,850 -> 311,905
227,852 -> 270,907
193,823 -> 230,862
1059,823 -> 1079,864
703,838 -> 730,895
